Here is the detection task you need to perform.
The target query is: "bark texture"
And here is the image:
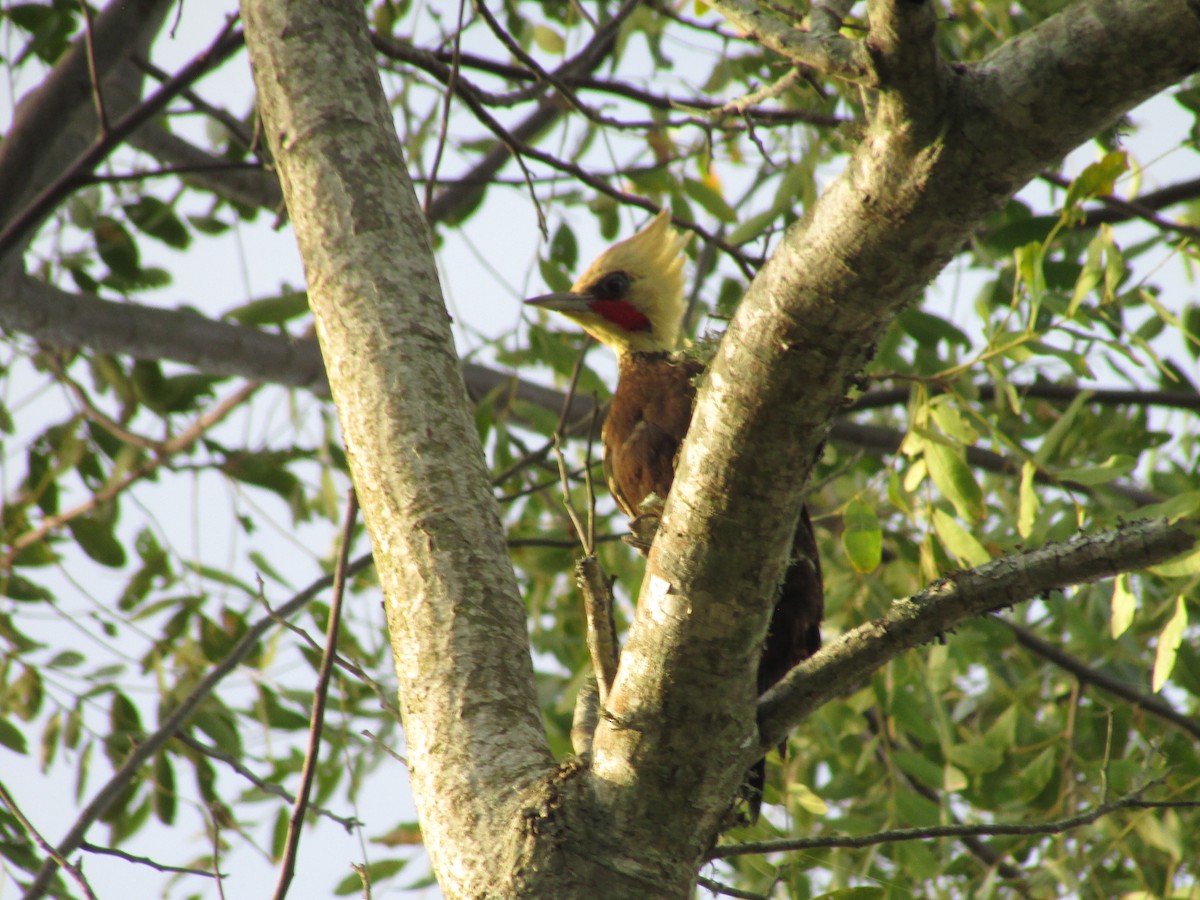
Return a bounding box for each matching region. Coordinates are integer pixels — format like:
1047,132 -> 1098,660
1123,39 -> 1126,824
241,1 -> 561,895
589,0 -> 1200,878
241,0 -> 1200,896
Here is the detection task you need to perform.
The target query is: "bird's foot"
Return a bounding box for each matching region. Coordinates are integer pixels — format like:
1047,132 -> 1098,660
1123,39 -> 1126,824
621,512 -> 660,552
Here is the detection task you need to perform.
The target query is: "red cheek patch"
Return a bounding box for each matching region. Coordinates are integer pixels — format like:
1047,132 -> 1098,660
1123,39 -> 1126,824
593,299 -> 652,332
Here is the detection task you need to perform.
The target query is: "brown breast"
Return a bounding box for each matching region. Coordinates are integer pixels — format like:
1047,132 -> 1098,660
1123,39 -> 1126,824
600,351 -> 703,518
601,350 -> 823,680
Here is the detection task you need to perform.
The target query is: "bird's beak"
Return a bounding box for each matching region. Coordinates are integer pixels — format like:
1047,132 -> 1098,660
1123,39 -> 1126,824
524,291 -> 594,314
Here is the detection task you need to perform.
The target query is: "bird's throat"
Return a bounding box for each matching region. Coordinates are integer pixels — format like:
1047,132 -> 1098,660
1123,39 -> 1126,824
592,299 -> 652,333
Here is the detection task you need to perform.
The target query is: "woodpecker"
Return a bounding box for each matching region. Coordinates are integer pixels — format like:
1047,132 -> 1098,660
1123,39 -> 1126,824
526,210 -> 824,816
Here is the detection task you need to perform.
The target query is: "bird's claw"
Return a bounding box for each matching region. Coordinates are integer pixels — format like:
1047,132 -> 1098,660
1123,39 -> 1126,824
621,511 -> 661,552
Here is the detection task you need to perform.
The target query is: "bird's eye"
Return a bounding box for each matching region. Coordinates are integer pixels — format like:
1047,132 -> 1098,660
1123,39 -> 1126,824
593,271 -> 631,300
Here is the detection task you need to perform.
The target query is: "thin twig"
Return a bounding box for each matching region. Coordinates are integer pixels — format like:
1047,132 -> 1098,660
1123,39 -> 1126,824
77,0 -> 108,135
20,551 -> 375,900
1002,620 -> 1200,742
361,729 -> 409,767
696,874 -> 768,899
206,801 -> 227,900
4,381 -> 261,568
78,841 -> 219,878
254,585 -> 402,721
173,731 -> 360,830
577,555 -> 619,706
132,56 -> 256,151
0,780 -> 97,900
712,781 -> 1182,858
0,18 -> 244,258
423,0 -> 467,215
271,489 -> 359,900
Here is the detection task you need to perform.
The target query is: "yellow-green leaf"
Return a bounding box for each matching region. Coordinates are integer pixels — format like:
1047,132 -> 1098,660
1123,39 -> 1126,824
930,401 -> 979,444
1056,454 -> 1137,485
1149,546 -> 1200,578
787,781 -> 828,815
842,498 -> 882,573
1110,574 -> 1136,639
1018,461 -> 1038,539
532,25 -> 565,54
1152,596 -> 1187,692
1065,150 -> 1129,212
925,442 -> 984,523
932,509 -> 990,567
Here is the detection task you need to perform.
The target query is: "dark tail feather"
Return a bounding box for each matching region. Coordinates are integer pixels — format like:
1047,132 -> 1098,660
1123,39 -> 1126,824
746,757 -> 766,823
746,504 -> 824,819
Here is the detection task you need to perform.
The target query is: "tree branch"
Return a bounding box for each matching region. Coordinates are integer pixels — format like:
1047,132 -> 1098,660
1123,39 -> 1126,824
713,781 -> 1187,857
706,0 -> 871,83
242,1 -> 554,893
0,0 -> 174,230
21,553 -> 374,899
757,517 -> 1196,753
0,21 -> 244,260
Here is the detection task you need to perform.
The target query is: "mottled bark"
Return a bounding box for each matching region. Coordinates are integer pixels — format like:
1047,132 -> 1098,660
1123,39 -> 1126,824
241,0 -> 1200,896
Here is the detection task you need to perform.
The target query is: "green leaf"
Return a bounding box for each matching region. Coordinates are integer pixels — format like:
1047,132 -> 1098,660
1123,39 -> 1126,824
1016,746 -> 1057,803
548,222 -> 578,270
946,741 -> 1004,774
1149,546 -> 1200,578
897,309 -> 971,350
0,716 -> 29,753
536,258 -> 572,294
932,508 -> 990,567
1136,490 -> 1200,522
1,574 -> 54,601
841,499 -> 882,573
892,750 -> 942,790
1182,304 -> 1200,360
93,215 -> 140,278
924,442 -> 984,523
1110,574 -> 1135,639
187,214 -> 230,235
67,516 -> 127,568
124,197 -> 190,249
1152,596 -> 1187,692
727,207 -> 779,245
153,753 -> 177,825
683,177 -> 737,223
1055,453 -> 1137,485
1033,390 -> 1092,466
224,291 -> 310,325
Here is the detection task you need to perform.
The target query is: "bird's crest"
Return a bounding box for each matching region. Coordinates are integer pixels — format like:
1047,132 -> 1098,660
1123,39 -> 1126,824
527,209 -> 690,355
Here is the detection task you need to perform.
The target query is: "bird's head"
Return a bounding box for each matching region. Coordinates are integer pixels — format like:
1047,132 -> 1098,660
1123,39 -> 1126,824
525,209 -> 689,356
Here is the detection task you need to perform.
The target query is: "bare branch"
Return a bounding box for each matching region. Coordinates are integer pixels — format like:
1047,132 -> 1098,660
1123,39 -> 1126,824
21,553 -> 374,899
757,517 -> 1196,753
713,781 -> 1189,858
706,0 -> 870,82
0,20 -> 245,259
271,490 -> 358,900
0,780 -> 97,900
